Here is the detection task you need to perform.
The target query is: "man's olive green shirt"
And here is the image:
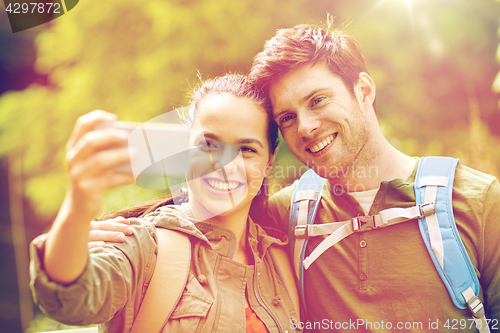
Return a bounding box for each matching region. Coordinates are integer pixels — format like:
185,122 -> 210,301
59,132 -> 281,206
268,160 -> 500,332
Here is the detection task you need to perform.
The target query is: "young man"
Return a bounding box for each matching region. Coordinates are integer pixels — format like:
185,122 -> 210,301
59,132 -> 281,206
89,24 -> 499,331
248,24 -> 500,332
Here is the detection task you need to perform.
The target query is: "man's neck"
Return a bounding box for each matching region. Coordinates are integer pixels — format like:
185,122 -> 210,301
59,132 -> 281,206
327,137 -> 415,192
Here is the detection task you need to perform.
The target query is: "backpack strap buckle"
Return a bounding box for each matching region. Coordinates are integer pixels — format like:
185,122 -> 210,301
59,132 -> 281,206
418,202 -> 435,217
352,215 -> 376,232
295,224 -> 309,239
468,295 -> 486,319
463,287 -> 486,319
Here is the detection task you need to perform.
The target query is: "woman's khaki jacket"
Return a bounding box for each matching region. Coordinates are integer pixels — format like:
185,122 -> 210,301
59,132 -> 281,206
30,204 -> 301,332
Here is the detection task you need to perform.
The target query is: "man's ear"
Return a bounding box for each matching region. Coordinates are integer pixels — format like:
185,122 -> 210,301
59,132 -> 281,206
355,72 -> 376,108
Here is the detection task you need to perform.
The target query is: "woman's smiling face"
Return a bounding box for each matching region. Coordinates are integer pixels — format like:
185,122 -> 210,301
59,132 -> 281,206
187,92 -> 274,220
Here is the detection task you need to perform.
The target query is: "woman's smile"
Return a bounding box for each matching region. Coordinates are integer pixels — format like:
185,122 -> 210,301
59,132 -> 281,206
204,177 -> 244,192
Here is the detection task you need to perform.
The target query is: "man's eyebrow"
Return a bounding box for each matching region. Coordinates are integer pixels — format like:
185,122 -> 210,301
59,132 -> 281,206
303,88 -> 326,103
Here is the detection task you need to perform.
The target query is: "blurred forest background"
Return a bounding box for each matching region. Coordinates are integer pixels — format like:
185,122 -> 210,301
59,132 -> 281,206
0,0 -> 499,332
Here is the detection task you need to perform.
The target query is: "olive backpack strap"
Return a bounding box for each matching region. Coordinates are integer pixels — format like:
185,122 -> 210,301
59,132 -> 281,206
130,228 -> 191,333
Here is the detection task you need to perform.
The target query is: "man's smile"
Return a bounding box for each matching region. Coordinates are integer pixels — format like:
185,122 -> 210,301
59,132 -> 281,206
306,133 -> 337,154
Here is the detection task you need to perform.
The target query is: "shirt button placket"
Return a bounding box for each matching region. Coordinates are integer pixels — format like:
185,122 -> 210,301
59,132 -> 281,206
358,233 -> 368,291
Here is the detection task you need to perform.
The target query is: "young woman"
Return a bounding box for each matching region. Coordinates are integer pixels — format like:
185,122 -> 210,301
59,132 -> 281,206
30,74 -> 300,332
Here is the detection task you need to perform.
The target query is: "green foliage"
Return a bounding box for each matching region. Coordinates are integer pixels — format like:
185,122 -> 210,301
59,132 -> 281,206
1,0 -> 497,330
0,0 -> 499,220
0,0 -> 315,219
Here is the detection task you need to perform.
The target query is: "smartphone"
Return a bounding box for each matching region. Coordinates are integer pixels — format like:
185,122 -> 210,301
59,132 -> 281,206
95,121 -> 191,180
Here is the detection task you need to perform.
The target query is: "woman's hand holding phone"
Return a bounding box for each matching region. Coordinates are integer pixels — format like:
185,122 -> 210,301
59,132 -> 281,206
44,110 -> 135,284
65,110 -> 135,219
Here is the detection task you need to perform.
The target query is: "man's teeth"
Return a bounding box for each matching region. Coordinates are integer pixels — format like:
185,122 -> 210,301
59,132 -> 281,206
207,179 -> 241,191
309,135 -> 335,153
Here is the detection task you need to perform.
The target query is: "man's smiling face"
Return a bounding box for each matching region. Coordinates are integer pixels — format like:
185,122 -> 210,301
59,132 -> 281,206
269,62 -> 371,180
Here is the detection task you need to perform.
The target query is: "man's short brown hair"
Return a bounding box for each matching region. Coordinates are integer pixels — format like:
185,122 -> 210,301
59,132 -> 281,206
249,24 -> 369,98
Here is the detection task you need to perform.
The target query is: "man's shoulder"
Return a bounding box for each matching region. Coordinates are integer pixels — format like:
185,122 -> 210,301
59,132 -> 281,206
269,179 -> 299,208
266,180 -> 300,231
454,163 -> 498,196
452,164 -> 500,227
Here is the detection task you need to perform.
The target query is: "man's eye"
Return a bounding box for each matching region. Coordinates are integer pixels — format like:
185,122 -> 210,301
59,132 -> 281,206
281,115 -> 295,123
312,97 -> 324,106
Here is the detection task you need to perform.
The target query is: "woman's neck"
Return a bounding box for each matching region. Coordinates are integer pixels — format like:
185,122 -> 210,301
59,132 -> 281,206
190,201 -> 253,265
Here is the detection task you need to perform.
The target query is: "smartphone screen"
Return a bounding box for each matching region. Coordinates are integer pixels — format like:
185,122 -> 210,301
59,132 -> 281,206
96,121 -> 191,188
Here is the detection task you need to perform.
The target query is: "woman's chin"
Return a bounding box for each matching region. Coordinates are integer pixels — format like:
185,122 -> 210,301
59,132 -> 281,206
200,198 -> 245,218
192,193 -> 256,220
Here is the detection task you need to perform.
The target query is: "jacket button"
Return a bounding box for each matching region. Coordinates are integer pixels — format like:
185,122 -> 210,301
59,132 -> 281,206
360,273 -> 367,281
257,272 -> 261,276
360,240 -> 367,248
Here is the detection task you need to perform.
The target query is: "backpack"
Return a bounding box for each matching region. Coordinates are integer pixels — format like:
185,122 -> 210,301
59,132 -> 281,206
289,156 -> 490,332
42,228 -> 192,333
42,229 -> 300,333
130,228 -> 191,332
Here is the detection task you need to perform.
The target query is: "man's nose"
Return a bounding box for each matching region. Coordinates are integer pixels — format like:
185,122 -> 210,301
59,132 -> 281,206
297,110 -> 321,138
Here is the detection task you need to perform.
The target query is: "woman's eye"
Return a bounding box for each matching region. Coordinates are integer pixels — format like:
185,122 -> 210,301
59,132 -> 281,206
240,147 -> 256,153
198,141 -> 217,151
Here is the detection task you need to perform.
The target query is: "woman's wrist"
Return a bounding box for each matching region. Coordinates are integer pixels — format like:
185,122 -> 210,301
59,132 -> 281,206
43,191 -> 93,284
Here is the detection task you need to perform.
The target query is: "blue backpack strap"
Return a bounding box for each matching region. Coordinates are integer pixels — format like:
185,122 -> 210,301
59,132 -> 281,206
415,156 -> 488,328
289,169 -> 324,319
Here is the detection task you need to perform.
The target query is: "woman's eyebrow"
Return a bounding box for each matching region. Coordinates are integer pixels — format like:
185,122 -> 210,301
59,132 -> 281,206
200,132 -> 220,140
238,138 -> 264,149
201,132 -> 264,149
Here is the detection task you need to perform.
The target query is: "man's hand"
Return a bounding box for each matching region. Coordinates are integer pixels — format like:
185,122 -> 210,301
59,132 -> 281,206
88,217 -> 134,249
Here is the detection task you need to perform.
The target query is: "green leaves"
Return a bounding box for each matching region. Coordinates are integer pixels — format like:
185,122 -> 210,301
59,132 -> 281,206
0,0 -> 315,218
1,0 -> 499,220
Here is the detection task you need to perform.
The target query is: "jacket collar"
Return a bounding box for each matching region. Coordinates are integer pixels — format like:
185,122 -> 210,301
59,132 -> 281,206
149,203 -> 287,260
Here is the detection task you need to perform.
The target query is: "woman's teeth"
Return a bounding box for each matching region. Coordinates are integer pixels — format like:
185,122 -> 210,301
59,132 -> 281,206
207,179 -> 241,191
308,134 -> 335,153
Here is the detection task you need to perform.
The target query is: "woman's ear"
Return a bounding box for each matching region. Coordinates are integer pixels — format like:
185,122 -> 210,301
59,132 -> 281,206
264,150 -> 277,178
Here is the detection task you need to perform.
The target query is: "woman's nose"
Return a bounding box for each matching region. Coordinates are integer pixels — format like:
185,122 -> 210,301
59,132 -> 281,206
212,142 -> 240,173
